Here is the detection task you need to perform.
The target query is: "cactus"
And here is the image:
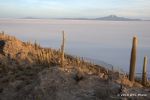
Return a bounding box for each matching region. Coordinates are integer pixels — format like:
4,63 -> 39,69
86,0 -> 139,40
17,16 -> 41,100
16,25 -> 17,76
142,56 -> 147,86
61,31 -> 65,67
129,36 -> 138,82
34,40 -> 38,50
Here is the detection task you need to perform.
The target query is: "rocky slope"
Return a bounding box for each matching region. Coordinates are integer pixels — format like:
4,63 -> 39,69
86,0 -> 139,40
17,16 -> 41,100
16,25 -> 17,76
0,32 -> 150,100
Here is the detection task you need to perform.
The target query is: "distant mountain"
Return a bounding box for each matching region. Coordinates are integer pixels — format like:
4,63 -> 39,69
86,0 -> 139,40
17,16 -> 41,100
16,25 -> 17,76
59,15 -> 142,21
59,15 -> 143,21
21,15 -> 146,21
21,17 -> 41,19
95,15 -> 142,21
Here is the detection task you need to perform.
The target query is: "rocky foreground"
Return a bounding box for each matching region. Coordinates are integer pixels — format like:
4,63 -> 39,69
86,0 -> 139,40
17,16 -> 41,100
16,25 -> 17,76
0,32 -> 150,100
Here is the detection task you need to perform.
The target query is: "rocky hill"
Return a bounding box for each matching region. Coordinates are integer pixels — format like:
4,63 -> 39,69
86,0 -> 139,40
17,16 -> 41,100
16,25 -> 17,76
0,32 -> 149,100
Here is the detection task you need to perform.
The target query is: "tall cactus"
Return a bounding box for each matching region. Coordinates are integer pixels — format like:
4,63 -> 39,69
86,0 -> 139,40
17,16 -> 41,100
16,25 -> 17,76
129,36 -> 138,82
61,31 -> 65,67
142,56 -> 147,86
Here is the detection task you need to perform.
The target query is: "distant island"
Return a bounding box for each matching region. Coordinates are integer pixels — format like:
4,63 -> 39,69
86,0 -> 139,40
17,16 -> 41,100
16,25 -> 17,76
94,15 -> 142,21
60,15 -> 143,21
22,15 -> 150,21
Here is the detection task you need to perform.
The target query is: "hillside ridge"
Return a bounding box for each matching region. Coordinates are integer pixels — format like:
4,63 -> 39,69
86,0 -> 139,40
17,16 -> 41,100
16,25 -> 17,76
0,32 -> 149,100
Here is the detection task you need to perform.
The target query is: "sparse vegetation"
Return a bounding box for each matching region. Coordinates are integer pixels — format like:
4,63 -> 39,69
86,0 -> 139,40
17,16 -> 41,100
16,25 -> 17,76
0,32 -> 149,100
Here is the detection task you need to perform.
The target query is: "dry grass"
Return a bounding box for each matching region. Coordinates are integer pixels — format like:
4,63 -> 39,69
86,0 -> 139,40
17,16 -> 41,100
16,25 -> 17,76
0,32 -> 109,82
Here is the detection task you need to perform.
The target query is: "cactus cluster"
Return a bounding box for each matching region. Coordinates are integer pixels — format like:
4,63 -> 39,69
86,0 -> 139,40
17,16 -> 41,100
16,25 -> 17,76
34,46 -> 63,67
129,36 -> 149,86
0,31 -> 114,77
0,31 -> 16,41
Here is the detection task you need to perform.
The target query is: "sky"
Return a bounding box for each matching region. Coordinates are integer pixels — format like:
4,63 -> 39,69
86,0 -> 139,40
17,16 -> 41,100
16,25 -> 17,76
0,0 -> 150,19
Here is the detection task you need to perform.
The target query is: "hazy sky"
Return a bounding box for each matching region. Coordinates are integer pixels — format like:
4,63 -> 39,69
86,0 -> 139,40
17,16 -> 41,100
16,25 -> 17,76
0,0 -> 150,19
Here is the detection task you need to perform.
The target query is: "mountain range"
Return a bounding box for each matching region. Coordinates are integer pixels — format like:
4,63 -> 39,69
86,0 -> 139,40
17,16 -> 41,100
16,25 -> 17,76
22,15 -> 149,21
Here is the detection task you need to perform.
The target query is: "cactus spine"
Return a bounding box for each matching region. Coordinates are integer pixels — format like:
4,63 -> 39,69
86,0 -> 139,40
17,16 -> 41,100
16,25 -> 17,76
142,56 -> 147,86
129,36 -> 138,82
61,31 -> 65,67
